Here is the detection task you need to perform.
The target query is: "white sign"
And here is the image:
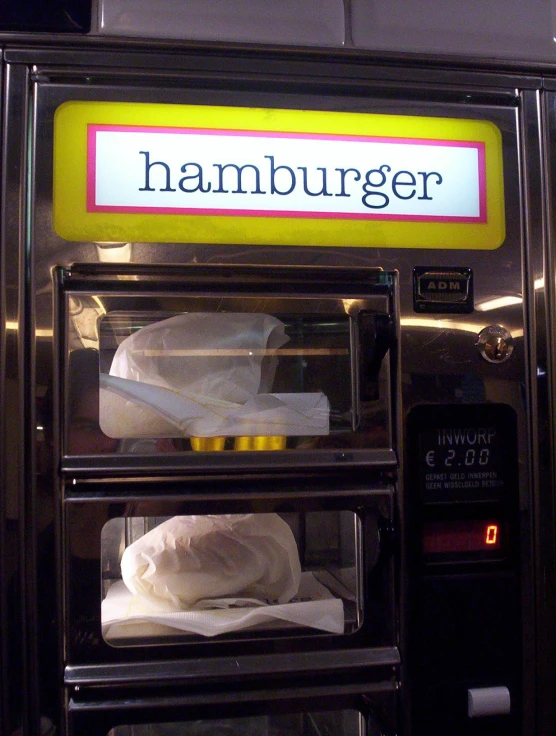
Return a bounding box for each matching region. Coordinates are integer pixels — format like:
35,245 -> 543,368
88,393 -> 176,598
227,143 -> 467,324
88,125 -> 486,223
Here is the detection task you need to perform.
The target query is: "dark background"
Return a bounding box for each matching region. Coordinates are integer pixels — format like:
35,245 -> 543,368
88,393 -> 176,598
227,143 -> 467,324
0,0 -> 90,32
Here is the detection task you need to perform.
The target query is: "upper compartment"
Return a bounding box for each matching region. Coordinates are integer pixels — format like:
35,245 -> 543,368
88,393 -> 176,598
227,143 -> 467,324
57,263 -> 398,473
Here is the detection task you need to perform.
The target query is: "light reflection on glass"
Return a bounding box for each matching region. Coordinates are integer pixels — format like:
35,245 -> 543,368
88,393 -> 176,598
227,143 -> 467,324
475,296 -> 522,312
401,317 -> 523,339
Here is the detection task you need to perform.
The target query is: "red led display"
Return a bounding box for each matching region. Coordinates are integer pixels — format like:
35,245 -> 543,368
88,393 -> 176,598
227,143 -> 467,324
423,520 -> 502,554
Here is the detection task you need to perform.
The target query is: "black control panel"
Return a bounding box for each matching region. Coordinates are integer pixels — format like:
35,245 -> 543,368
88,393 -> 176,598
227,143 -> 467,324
406,404 -> 521,735
413,403 -> 517,504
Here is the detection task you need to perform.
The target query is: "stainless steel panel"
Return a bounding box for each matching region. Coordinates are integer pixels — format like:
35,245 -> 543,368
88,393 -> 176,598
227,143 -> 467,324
536,88 -> 556,736
94,0 -> 345,47
34,72 -> 524,736
2,61 -> 45,736
516,87 -> 546,736
351,0 -> 556,64
0,43 -> 7,736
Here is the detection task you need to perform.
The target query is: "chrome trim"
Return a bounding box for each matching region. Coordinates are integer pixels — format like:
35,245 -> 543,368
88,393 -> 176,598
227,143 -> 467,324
0,35 -> 550,85
537,87 -> 556,734
63,485 -> 395,502
61,449 -> 399,476
2,61 -> 39,735
68,678 -> 398,714
64,646 -> 401,687
519,87 -> 545,736
68,678 -> 398,712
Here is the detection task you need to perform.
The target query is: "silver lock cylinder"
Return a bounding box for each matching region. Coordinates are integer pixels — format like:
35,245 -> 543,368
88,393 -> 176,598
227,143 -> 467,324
476,325 -> 514,363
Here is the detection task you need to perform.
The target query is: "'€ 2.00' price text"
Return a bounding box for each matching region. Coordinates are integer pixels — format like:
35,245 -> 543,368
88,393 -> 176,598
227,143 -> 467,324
425,448 -> 491,468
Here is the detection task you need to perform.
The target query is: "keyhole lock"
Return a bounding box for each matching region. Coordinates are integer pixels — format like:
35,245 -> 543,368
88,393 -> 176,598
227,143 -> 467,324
476,325 -> 514,364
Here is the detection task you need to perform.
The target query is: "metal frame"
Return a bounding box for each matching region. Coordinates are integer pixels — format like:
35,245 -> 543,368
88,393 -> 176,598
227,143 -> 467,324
535,85 -> 556,735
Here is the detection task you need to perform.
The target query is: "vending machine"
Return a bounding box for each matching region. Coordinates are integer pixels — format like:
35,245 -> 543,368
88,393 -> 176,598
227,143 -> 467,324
0,33 -> 550,736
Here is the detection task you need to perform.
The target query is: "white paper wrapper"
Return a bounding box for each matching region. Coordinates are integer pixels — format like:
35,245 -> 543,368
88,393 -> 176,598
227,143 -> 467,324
110,313 -> 287,401
102,572 -> 345,639
100,375 -> 330,438
99,313 -> 330,438
120,514 -> 302,611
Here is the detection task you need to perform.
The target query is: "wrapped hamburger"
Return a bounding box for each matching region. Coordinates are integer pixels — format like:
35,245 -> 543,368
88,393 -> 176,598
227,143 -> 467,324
120,514 -> 302,612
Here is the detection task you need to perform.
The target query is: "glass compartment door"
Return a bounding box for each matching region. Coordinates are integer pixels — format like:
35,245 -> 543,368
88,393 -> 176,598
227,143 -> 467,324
60,265 -> 397,468
107,710 -> 367,736
63,484 -> 394,665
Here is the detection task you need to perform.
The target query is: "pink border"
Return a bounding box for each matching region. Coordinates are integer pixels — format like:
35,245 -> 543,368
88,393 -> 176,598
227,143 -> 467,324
86,124 -> 488,223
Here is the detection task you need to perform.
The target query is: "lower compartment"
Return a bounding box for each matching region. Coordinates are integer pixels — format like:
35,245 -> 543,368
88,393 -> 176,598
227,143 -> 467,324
63,482 -> 395,669
66,681 -> 398,736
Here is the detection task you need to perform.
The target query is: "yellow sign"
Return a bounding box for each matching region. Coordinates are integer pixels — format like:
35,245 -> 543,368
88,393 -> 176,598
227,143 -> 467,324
53,101 -> 505,249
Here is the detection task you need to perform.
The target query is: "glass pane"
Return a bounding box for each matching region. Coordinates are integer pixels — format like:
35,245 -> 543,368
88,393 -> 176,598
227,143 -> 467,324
108,710 -> 362,735
101,511 -> 362,645
65,284 -> 394,457
97,310 -> 351,444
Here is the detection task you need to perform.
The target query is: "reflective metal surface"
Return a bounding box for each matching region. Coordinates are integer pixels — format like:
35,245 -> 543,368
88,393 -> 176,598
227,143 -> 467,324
536,88 -> 556,735
2,60 -> 45,736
